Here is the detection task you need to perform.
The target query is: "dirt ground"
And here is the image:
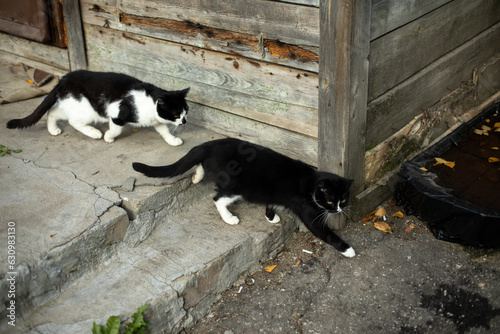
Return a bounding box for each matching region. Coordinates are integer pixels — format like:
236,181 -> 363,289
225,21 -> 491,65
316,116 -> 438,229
182,200 -> 500,334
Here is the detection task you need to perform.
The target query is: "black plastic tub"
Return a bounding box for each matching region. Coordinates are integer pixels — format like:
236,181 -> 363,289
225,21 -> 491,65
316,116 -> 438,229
395,102 -> 500,248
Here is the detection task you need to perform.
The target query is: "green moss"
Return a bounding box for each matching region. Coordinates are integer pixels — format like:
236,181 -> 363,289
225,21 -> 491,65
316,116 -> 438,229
370,136 -> 423,186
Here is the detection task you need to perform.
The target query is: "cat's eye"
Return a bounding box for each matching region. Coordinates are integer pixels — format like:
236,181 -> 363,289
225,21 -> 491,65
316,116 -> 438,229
341,200 -> 346,204
327,200 -> 333,205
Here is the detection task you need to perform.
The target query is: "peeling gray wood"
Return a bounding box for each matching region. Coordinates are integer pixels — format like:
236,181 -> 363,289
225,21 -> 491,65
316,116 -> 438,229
369,0 -> 500,101
189,103 -> 318,166
0,32 -> 69,70
318,0 -> 371,195
366,22 -> 500,149
63,0 -> 87,70
371,0 -> 451,39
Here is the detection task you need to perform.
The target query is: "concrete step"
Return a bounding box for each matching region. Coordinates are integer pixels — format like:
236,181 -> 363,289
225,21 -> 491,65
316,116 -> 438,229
11,181 -> 297,333
0,97 -> 297,333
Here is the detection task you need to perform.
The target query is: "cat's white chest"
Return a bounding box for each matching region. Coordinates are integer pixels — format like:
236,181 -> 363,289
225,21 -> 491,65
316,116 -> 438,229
129,90 -> 159,126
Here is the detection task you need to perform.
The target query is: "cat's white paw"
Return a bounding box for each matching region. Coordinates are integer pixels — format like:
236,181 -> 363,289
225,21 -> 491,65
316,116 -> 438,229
266,214 -> 281,224
48,127 -> 62,136
87,129 -> 103,140
103,132 -> 116,143
223,215 -> 240,225
167,137 -> 183,146
341,247 -> 356,258
191,165 -> 205,184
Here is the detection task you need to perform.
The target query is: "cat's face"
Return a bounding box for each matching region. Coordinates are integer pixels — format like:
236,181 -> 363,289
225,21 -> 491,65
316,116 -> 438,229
314,177 -> 353,213
156,88 -> 190,126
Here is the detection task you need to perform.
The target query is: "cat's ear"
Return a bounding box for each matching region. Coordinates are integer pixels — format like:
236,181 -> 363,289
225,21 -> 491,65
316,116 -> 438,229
180,87 -> 190,97
157,97 -> 166,106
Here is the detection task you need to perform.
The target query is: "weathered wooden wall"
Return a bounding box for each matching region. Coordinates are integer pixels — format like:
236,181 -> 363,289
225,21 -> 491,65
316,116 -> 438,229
1,0 -> 498,194
80,0 -> 321,165
80,0 -> 500,184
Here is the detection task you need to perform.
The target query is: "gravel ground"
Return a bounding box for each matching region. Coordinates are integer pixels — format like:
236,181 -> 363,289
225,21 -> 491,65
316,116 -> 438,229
182,200 -> 500,334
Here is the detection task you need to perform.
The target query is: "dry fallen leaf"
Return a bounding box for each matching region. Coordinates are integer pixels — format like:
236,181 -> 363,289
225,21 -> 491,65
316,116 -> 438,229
50,233 -> 57,237
494,122 -> 500,128
433,157 -> 455,169
474,129 -> 484,135
26,79 -> 33,84
405,223 -> 415,234
420,167 -> 428,172
492,147 -> 499,150
264,265 -> 277,273
374,207 -> 386,217
489,157 -> 500,163
481,125 -> 492,131
295,260 -> 301,266
393,211 -> 404,218
374,222 -> 392,233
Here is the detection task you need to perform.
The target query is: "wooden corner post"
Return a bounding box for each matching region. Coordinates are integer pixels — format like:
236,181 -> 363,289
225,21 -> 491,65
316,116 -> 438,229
63,0 -> 87,71
319,0 -> 371,227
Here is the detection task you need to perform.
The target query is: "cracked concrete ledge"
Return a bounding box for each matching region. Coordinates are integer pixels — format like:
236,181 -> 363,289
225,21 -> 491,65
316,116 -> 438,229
9,185 -> 298,334
1,97 -> 228,332
2,96 -> 294,333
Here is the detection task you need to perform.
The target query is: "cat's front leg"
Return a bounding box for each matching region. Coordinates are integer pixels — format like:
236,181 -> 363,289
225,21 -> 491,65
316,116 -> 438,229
265,205 -> 281,223
69,121 -> 102,140
300,207 -> 355,258
154,124 -> 183,146
104,119 -> 124,143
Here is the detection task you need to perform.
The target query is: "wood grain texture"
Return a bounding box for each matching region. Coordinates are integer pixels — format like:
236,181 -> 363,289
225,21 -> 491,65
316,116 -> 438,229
371,0 -> 451,39
120,0 -> 320,47
366,22 -> 500,149
84,25 -> 319,139
63,0 -> 87,70
0,32 -> 69,70
318,0 -> 371,194
189,103 -> 318,166
80,0 -> 319,72
369,0 -> 500,101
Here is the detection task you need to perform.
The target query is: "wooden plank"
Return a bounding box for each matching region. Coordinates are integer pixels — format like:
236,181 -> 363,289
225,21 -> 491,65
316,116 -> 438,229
84,25 -> 318,108
318,0 -> 371,191
189,103 -> 318,166
366,22 -> 500,149
0,32 -> 69,70
119,0 -> 320,47
0,50 -> 68,77
84,25 -> 319,137
80,2 -> 319,72
273,0 -> 319,7
371,0 -> 451,39
63,0 -> 87,70
319,0 -> 371,228
369,0 -> 500,101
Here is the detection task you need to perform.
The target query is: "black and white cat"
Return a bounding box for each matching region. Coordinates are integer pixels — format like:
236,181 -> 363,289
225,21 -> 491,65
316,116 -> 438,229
6,70 -> 189,146
132,138 -> 356,257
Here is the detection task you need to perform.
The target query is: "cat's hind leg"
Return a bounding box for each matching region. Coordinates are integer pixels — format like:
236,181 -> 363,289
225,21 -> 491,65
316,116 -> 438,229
47,108 -> 65,136
265,205 -> 281,223
192,164 -> 205,184
104,119 -> 124,143
214,194 -> 242,225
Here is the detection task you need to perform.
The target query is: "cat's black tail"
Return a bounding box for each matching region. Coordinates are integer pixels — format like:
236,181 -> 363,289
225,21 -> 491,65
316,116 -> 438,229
133,143 -> 210,178
6,89 -> 59,129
